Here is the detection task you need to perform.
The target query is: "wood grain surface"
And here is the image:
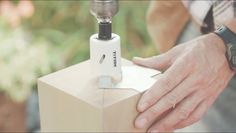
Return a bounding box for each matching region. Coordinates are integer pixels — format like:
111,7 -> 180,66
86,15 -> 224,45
38,59 -> 147,132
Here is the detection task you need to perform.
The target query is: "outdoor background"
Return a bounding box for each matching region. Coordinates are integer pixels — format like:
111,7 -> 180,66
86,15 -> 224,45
0,0 -> 157,132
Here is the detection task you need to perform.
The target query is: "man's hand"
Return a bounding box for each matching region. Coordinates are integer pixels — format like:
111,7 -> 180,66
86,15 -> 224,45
133,33 -> 235,132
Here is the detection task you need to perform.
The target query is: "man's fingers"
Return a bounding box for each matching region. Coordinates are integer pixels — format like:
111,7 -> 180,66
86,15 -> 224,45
132,45 -> 181,70
150,79 -> 219,131
174,100 -> 208,130
132,54 -> 171,70
147,91 -> 205,132
134,60 -> 192,129
173,78 -> 223,130
136,76 -> 198,128
137,57 -> 191,112
135,76 -> 194,129
174,73 -> 228,130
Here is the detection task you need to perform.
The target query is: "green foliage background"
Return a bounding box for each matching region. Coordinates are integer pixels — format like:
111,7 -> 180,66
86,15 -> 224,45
0,1 -> 158,101
25,1 -> 157,65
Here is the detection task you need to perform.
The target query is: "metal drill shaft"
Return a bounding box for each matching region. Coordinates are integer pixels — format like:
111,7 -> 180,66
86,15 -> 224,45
99,22 -> 112,40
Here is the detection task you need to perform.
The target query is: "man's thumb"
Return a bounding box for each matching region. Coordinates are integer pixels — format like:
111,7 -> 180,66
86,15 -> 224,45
132,54 -> 171,70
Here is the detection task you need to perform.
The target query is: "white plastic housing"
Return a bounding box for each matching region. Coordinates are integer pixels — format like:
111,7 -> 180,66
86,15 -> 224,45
90,33 -> 122,88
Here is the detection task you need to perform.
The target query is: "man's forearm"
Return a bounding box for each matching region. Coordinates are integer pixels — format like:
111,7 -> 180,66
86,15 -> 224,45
225,18 -> 236,33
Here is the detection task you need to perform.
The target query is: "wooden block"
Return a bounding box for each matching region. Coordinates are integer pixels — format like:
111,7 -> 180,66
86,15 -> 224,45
38,59 -> 147,132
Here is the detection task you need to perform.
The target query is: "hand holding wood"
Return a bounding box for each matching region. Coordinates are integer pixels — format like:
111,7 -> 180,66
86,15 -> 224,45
133,33 -> 235,132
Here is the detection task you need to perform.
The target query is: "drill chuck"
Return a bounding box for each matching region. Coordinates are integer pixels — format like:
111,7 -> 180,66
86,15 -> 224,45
90,0 -> 118,40
90,0 -> 118,23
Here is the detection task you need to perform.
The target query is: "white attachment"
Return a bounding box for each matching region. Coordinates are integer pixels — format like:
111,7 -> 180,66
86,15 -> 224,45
90,33 -> 122,88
